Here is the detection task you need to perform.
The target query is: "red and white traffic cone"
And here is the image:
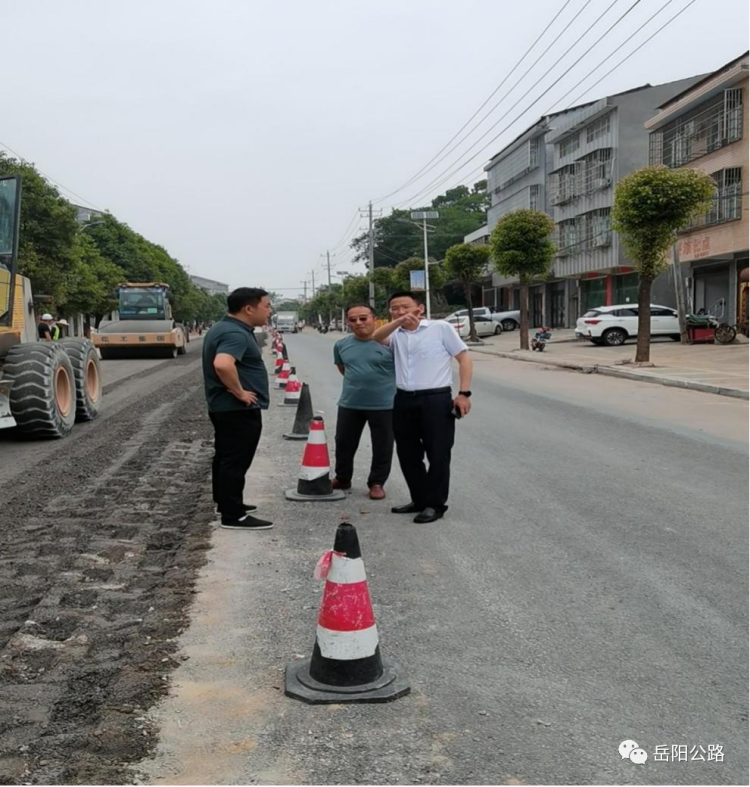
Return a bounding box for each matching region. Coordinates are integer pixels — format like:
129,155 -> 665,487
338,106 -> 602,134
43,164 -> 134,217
273,350 -> 285,376
285,415 -> 345,501
285,521 -> 410,703
275,360 -> 291,388
279,367 -> 302,407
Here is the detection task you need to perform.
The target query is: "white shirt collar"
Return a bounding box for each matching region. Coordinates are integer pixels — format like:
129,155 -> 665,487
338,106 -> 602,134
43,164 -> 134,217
398,319 -> 432,333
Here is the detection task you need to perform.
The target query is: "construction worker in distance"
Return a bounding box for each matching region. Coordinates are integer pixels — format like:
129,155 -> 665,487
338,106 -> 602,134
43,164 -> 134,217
51,318 -> 69,340
37,313 -> 55,341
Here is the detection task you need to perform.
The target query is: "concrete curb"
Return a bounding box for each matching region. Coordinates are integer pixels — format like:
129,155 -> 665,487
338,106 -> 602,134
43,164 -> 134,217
470,347 -> 749,400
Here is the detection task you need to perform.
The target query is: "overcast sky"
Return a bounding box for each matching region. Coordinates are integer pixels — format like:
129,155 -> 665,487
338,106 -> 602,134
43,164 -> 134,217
3,0 -> 748,298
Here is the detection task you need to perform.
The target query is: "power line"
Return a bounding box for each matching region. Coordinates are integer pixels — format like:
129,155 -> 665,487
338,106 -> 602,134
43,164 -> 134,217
371,0 -> 578,204
328,210 -> 361,252
564,0 -> 700,107
442,0 -> 702,198
541,0 -> 677,115
0,140 -> 105,212
393,0 -> 644,209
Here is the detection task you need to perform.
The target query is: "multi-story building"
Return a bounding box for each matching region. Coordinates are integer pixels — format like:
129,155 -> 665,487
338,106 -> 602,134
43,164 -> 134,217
189,275 -> 229,296
484,75 -> 702,327
645,52 -> 748,329
483,106 -> 593,325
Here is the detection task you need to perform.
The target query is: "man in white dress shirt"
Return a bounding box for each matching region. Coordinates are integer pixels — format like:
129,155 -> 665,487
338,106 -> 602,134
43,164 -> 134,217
373,291 -> 473,523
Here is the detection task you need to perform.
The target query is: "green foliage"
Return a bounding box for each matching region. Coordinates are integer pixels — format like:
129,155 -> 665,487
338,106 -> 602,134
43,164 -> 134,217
0,153 -> 218,324
82,214 -> 200,323
392,257 -> 446,291
489,209 -> 556,283
58,234 -> 124,318
443,243 -> 491,285
444,244 -> 491,340
351,181 -> 489,268
341,275 -> 370,306
612,165 -> 716,278
0,153 -> 79,302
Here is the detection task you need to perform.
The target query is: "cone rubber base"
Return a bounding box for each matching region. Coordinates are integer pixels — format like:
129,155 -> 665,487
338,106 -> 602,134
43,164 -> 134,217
285,659 -> 410,704
285,489 -> 346,502
283,433 -> 308,441
278,401 -> 300,407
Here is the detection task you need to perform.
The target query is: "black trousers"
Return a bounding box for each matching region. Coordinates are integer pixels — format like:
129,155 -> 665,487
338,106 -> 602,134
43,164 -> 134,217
334,407 -> 394,487
209,409 -> 263,520
392,390 -> 455,510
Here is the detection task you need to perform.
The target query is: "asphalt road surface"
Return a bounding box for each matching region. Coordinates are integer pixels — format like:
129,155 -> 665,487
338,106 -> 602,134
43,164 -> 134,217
0,336 -> 215,785
137,329 -> 748,786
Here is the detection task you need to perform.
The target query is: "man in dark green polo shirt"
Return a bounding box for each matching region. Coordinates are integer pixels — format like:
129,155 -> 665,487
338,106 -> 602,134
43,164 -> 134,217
203,287 -> 273,531
332,304 -> 396,500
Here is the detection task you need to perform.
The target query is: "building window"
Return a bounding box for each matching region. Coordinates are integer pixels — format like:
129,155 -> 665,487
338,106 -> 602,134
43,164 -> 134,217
589,208 -> 612,248
529,184 -> 540,210
489,138 -> 541,193
529,137 -> 539,169
685,168 -> 743,230
578,148 -> 613,193
550,164 -> 579,205
558,209 -> 612,254
555,219 -> 578,255
709,167 -> 742,224
559,132 -> 580,158
650,88 -> 744,167
586,114 -> 611,143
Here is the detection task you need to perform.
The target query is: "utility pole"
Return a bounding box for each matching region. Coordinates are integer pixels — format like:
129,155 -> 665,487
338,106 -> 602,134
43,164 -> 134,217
672,243 -> 689,343
326,250 -> 332,288
410,210 -> 439,320
311,269 -> 316,298
301,280 -> 308,302
368,202 -> 375,308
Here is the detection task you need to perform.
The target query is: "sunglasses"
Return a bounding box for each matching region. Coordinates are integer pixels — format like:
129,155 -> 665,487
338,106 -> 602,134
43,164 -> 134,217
348,316 -> 371,323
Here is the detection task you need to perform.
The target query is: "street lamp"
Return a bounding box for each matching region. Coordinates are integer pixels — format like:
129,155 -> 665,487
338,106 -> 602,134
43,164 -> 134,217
410,211 -> 439,319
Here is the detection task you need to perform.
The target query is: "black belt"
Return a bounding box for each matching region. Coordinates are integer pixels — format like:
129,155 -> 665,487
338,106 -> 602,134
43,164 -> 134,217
396,386 -> 451,397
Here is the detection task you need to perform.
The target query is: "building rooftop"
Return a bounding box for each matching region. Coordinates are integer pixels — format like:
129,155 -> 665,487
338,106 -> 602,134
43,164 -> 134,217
656,52 -> 749,109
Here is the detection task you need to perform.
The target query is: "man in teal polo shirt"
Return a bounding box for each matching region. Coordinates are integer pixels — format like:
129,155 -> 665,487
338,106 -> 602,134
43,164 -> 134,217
332,304 -> 396,500
203,287 -> 273,531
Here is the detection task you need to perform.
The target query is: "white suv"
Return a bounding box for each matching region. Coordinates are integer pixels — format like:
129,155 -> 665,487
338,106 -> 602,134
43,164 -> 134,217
575,304 -> 680,346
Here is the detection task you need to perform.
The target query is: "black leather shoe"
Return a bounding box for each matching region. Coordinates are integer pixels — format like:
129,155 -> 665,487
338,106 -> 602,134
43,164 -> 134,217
391,503 -> 422,514
413,507 -> 444,524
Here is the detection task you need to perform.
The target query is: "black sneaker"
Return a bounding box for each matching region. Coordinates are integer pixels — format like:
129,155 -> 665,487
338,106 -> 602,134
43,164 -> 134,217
221,514 -> 273,531
216,503 -> 258,516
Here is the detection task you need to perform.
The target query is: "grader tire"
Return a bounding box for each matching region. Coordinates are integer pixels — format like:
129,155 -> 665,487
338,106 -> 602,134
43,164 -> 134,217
59,338 -> 103,422
3,343 -> 77,438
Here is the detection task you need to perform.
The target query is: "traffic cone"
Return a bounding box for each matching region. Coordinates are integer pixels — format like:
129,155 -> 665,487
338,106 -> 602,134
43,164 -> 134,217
276,360 -> 291,389
282,342 -> 289,361
274,350 -> 285,375
285,521 -> 410,704
283,383 -> 313,440
285,415 -> 345,501
279,367 -> 302,407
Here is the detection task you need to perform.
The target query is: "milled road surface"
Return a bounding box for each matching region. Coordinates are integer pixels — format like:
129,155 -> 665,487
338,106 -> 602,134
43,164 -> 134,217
141,330 -> 748,786
0,337 -> 218,785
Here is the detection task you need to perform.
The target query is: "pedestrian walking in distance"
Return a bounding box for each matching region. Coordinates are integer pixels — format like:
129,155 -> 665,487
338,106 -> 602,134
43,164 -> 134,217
373,291 -> 473,523
203,287 -> 274,531
332,304 -> 396,500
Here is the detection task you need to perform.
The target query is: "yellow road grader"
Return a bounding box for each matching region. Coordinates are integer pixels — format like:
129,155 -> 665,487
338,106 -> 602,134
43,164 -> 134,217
0,174 -> 102,438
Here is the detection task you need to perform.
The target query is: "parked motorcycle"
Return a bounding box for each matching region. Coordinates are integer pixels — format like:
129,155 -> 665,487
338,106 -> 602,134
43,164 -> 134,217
531,327 -> 552,352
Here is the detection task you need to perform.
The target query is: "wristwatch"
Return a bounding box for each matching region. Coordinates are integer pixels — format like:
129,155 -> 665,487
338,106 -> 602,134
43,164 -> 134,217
458,390 -> 472,397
